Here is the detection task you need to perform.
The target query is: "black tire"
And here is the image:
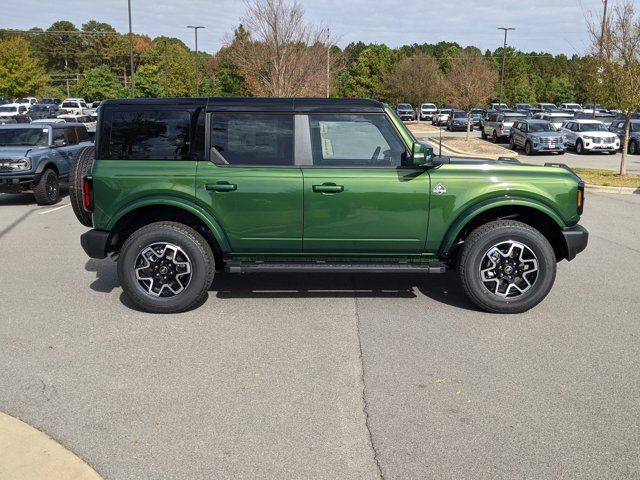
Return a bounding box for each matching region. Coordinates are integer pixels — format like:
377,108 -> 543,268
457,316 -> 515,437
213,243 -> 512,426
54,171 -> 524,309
69,146 -> 95,227
492,130 -> 499,143
629,140 -> 638,155
459,220 -> 557,314
525,141 -> 533,155
117,222 -> 215,314
481,129 -> 487,140
509,136 -> 516,150
575,140 -> 584,154
33,169 -> 60,205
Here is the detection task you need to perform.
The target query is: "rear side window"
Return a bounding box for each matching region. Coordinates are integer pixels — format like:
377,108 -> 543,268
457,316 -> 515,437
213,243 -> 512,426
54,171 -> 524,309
76,126 -> 89,142
104,110 -> 191,160
210,113 -> 293,166
308,114 -> 406,167
64,127 -> 78,145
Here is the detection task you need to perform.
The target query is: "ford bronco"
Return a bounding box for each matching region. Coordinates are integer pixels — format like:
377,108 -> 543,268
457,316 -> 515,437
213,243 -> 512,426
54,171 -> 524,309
73,98 -> 588,314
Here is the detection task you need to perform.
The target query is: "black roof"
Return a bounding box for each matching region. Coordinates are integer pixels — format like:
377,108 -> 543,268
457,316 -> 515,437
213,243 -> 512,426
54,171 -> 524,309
100,97 -> 386,113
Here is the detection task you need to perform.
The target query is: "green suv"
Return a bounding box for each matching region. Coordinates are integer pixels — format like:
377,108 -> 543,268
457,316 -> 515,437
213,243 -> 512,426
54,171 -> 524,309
74,98 -> 588,314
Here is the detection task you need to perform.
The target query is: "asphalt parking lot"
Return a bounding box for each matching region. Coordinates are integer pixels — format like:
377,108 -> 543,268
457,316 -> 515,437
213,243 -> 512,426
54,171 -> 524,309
416,123 -> 640,173
1,190 -> 639,479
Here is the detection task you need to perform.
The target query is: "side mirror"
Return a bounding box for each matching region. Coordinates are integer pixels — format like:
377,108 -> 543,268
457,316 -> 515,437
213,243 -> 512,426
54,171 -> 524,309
410,142 -> 434,167
53,139 -> 66,147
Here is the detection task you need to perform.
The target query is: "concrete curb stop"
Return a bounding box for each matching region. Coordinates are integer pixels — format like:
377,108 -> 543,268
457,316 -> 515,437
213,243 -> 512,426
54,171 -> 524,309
0,411 -> 104,480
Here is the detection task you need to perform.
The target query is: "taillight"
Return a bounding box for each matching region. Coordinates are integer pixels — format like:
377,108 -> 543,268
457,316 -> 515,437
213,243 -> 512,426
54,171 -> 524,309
82,175 -> 94,212
577,181 -> 585,215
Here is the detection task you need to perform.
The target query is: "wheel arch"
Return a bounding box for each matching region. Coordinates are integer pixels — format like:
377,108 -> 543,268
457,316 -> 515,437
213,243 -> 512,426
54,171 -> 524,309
107,198 -> 230,262
441,199 -> 568,262
34,158 -> 59,176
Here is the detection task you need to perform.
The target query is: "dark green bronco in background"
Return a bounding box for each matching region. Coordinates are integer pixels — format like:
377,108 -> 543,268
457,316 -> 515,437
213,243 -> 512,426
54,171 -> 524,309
71,98 -> 588,314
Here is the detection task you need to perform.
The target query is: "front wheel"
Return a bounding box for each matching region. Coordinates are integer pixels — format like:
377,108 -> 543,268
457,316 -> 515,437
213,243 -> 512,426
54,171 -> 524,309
576,140 -> 584,154
629,140 -> 638,155
524,141 -> 533,155
458,220 -> 557,314
33,169 -> 60,205
509,136 -> 516,150
117,222 -> 215,313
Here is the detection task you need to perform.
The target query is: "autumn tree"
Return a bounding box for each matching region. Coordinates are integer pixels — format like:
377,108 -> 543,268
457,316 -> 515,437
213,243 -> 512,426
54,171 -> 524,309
384,53 -> 442,106
226,0 -> 332,97
0,37 -> 47,97
588,0 -> 640,175
443,51 -> 498,139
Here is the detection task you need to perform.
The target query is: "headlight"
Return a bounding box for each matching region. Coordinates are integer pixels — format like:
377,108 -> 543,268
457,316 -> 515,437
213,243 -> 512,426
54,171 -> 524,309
583,136 -> 594,141
0,157 -> 32,170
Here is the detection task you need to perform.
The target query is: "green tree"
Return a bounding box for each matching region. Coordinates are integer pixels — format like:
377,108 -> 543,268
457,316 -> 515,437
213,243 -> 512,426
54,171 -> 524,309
73,65 -> 127,100
339,44 -> 396,101
0,37 -> 47,97
548,76 -> 576,104
134,63 -> 163,97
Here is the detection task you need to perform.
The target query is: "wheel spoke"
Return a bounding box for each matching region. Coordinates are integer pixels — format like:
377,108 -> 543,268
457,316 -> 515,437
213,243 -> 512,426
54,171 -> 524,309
479,240 -> 539,299
134,242 -> 193,298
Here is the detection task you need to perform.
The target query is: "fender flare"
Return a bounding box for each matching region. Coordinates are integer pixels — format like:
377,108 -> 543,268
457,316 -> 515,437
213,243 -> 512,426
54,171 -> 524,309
440,196 -> 566,254
107,196 -> 231,252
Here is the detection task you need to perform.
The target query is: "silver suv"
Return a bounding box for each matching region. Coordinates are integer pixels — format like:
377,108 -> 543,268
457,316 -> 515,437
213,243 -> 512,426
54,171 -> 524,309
481,112 -> 527,143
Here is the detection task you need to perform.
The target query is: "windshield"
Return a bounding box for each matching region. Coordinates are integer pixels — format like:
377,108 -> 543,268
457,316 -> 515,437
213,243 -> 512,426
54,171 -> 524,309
453,112 -> 467,118
0,106 -> 17,113
529,123 -> 557,132
421,104 -> 436,109
15,98 -> 29,103
632,122 -> 640,132
30,105 -> 48,112
579,123 -> 608,132
397,104 -> 412,109
0,128 -> 49,146
549,116 -> 573,123
61,102 -> 77,108
504,115 -> 524,122
565,104 -> 581,109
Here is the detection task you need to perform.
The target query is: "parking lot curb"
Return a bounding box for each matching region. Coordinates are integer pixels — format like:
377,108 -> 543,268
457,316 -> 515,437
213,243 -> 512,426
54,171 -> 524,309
0,411 -> 104,480
438,140 -> 519,159
586,184 -> 640,195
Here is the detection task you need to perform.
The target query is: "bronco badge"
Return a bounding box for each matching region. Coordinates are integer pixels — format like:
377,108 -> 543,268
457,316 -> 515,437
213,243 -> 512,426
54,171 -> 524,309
433,183 -> 447,195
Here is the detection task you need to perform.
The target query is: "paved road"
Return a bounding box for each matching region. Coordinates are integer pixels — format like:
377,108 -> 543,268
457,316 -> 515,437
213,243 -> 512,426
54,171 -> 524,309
0,191 -> 639,479
414,123 -> 640,173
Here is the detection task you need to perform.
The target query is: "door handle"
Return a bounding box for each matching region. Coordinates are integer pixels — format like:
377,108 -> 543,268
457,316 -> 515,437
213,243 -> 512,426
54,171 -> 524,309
206,182 -> 237,192
312,183 -> 344,193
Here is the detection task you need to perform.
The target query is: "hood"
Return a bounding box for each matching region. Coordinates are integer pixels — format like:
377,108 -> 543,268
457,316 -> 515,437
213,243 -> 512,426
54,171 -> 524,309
529,131 -> 563,138
0,146 -> 33,157
579,131 -> 618,138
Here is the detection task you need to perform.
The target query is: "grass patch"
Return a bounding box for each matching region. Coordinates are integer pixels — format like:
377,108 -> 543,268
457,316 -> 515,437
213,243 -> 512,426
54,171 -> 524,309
574,168 -> 640,188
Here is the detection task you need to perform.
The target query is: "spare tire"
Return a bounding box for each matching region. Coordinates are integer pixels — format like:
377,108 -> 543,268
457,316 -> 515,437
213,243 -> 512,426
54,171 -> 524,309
69,145 -> 95,227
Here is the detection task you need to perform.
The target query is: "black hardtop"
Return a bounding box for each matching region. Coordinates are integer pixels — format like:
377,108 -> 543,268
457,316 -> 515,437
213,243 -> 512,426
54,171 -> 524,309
100,97 -> 386,113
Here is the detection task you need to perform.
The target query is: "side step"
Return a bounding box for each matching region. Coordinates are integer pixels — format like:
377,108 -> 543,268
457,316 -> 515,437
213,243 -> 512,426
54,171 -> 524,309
225,262 -> 446,274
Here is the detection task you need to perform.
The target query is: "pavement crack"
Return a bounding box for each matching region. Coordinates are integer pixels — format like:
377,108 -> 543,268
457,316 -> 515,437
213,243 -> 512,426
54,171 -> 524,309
352,280 -> 385,480
591,233 -> 640,255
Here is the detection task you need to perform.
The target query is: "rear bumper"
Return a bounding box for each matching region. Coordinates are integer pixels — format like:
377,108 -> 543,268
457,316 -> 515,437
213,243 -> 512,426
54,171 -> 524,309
80,229 -> 110,259
562,224 -> 589,261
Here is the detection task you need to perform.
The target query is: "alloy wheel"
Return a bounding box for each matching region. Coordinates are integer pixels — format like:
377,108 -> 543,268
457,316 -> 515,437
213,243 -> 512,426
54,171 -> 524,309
134,242 -> 193,297
479,240 -> 539,298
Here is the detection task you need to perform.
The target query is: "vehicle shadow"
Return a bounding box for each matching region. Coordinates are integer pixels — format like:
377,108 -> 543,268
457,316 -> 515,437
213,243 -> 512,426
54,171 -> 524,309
0,188 -> 69,206
84,259 -> 479,312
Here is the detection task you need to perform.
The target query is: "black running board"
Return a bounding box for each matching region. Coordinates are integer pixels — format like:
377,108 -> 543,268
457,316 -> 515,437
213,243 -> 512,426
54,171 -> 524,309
225,262 -> 446,274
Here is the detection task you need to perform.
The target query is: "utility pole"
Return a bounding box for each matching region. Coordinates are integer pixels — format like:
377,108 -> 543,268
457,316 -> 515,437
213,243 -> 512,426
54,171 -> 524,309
326,27 -> 331,98
128,0 -> 135,98
187,26 -> 205,96
593,0 -> 608,118
497,27 -> 515,110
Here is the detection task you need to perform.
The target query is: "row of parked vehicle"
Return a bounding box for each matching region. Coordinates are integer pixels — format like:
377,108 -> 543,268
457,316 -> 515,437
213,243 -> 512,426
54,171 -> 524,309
0,96 -> 100,137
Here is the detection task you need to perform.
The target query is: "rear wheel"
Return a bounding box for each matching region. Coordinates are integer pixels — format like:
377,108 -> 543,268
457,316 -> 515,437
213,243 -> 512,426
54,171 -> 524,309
458,220 -> 557,314
481,129 -> 487,140
492,130 -> 499,143
69,146 -> 95,227
509,136 -> 516,150
117,222 -> 215,314
576,140 -> 584,154
33,169 -> 60,205
629,140 -> 638,155
525,141 -> 533,155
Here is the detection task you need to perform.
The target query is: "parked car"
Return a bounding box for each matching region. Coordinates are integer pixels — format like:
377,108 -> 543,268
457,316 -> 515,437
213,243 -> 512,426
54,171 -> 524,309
27,104 -> 59,120
419,103 -> 438,121
532,112 -> 574,129
433,108 -> 452,126
489,103 -> 509,111
15,97 -> 37,109
0,103 -> 28,120
0,96 -> 12,106
470,108 -> 485,127
560,103 -> 583,113
57,113 -> 97,138
74,97 -> 588,315
60,98 -> 88,115
514,103 -> 533,113
509,119 -> 565,155
481,111 -> 527,143
395,103 -> 416,121
560,120 -> 620,154
575,111 -> 617,127
0,123 -> 92,204
447,110 -> 472,131
609,119 -> 640,155
535,103 -> 558,111
31,118 -> 67,124
0,117 -> 17,125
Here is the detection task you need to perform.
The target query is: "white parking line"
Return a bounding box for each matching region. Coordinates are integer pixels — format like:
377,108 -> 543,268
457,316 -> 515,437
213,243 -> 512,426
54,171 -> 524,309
39,204 -> 70,215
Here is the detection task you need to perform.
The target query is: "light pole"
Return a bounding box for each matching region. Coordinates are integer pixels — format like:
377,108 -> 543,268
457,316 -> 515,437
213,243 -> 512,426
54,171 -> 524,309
128,0 -> 135,98
497,27 -> 515,109
187,26 -> 205,96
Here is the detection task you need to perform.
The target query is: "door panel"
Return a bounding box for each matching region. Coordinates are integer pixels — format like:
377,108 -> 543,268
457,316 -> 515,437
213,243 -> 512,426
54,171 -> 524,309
196,163 -> 303,253
302,168 -> 430,254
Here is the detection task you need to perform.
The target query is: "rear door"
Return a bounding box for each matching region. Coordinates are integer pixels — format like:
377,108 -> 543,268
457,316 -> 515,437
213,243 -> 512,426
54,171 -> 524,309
300,113 -> 430,254
196,112 -> 303,254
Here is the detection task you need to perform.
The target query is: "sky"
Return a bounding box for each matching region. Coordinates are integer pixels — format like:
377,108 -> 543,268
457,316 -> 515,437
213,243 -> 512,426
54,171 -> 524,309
3,0 -> 604,56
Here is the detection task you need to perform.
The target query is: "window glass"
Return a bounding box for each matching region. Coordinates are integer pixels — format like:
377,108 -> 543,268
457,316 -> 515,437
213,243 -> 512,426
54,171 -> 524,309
64,127 -> 78,145
210,113 -> 293,166
308,114 -> 406,167
76,126 -> 89,142
107,110 -> 191,160
52,129 -> 65,144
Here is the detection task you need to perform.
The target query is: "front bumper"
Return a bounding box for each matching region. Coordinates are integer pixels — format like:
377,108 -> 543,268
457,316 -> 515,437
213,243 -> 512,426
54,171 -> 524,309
80,229 -> 110,259
561,224 -> 589,261
0,174 -> 36,192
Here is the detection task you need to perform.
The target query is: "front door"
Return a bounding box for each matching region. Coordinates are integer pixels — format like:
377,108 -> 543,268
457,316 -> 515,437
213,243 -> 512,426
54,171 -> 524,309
300,113 -> 430,254
196,112 -> 303,254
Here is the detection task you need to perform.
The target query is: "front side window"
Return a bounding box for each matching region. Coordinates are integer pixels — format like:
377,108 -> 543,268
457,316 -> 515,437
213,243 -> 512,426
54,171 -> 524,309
308,114 -> 406,167
210,113 -> 293,166
106,110 -> 191,160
